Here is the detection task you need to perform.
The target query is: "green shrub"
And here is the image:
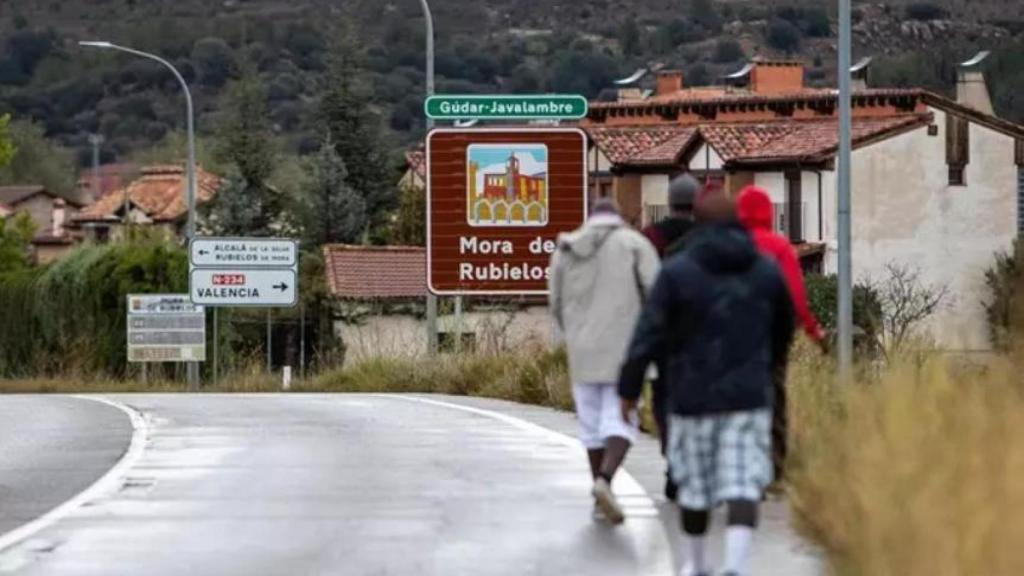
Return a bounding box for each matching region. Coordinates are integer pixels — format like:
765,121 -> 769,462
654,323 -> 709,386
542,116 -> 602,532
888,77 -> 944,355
805,274 -> 883,353
983,240 -> 1024,350
905,2 -> 948,21
767,18 -> 802,53
0,235 -> 187,377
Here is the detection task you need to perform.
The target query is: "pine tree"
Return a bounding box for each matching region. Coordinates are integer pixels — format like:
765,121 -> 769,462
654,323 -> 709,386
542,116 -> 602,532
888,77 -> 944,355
305,135 -> 366,245
204,69 -> 286,237
320,22 -> 395,241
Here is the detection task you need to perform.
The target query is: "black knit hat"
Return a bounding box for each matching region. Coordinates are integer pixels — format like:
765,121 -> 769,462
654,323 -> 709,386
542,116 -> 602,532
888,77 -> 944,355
669,174 -> 699,209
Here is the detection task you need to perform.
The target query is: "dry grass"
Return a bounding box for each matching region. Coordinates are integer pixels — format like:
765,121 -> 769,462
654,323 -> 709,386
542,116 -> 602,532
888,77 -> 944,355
787,343 -> 1024,576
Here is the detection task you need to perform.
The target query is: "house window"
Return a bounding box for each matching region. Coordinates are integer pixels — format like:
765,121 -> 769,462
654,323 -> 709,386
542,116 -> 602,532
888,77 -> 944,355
786,171 -> 803,243
946,114 -> 969,187
643,204 -> 670,226
773,202 -> 807,240
949,166 -> 966,187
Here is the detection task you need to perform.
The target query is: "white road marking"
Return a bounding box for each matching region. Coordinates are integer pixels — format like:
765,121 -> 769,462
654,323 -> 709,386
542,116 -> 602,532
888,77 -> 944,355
0,396 -> 148,556
379,394 -> 676,576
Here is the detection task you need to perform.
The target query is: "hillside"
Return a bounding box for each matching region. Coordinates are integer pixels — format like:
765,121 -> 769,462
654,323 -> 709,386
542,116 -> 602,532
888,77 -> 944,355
1,0 -> 1024,170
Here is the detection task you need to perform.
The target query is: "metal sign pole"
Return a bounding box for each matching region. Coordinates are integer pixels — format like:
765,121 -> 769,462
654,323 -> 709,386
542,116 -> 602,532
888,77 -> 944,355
837,0 -> 854,378
213,307 -> 219,388
266,308 -> 273,374
300,304 -> 306,381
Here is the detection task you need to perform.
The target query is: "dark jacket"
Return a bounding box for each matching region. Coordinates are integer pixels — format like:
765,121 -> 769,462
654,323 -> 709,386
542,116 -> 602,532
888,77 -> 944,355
642,216 -> 696,259
619,222 -> 795,416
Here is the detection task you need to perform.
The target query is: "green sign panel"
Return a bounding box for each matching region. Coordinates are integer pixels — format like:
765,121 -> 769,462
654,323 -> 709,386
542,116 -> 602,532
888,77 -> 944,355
425,95 -> 588,120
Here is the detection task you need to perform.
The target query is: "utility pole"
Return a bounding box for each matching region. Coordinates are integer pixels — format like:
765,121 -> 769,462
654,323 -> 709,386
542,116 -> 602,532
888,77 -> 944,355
419,0 -> 440,355
88,134 -> 104,203
837,0 -> 854,378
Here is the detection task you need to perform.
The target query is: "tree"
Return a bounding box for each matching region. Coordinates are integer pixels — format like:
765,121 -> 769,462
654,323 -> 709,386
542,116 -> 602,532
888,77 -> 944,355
873,262 -> 949,354
389,182 -> 425,246
304,135 -> 366,246
0,119 -> 76,198
983,240 -> 1024,350
191,37 -> 236,88
767,18 -> 803,53
714,39 -> 745,64
619,17 -> 641,55
0,115 -> 14,168
204,71 -> 286,237
320,23 -> 396,242
0,212 -> 36,274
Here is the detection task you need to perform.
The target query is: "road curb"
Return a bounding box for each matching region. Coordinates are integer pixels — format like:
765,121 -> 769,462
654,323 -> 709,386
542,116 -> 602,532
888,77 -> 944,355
0,396 -> 148,554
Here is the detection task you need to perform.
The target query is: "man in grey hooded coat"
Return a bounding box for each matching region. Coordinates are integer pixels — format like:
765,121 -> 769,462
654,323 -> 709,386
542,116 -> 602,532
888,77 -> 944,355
548,197 -> 660,524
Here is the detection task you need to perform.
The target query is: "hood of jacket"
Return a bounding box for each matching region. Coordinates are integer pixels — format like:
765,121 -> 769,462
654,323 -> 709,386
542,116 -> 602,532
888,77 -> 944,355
687,221 -> 759,274
737,186 -> 774,232
557,213 -> 623,260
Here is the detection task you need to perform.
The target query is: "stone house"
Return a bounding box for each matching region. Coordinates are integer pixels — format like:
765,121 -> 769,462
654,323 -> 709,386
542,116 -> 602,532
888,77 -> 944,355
0,184 -> 85,264
581,58 -> 1024,350
70,165 -> 221,242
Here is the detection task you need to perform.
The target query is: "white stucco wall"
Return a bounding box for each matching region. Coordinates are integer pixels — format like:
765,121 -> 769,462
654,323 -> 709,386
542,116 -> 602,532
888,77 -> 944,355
335,307 -> 554,362
687,143 -> 725,171
832,108 -> 1018,350
801,171 -> 824,242
589,147 -> 613,173
754,172 -> 786,205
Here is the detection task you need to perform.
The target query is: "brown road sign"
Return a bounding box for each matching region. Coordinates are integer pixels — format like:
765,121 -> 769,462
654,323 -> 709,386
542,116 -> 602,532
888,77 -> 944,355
427,128 -> 587,295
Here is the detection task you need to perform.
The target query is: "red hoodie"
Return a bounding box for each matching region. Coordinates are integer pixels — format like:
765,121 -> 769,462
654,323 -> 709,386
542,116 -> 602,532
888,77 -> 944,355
736,186 -> 825,343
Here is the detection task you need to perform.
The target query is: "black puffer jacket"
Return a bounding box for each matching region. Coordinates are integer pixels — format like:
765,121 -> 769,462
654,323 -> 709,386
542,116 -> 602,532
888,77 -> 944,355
619,222 -> 795,416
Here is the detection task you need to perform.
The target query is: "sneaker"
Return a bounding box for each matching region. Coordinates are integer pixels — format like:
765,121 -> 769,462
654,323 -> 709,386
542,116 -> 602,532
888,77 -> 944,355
591,503 -> 608,523
591,477 -> 625,525
677,565 -> 712,576
664,473 -> 678,502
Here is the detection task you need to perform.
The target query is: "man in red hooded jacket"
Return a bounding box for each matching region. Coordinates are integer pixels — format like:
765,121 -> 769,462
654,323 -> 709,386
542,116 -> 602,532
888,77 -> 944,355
736,185 -> 826,483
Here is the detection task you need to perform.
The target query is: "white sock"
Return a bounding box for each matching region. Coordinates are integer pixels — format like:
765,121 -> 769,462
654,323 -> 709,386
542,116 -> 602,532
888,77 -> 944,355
680,535 -> 708,575
723,525 -> 754,575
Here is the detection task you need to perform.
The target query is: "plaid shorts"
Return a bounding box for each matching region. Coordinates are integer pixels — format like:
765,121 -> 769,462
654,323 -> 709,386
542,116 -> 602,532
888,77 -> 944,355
667,409 -> 773,510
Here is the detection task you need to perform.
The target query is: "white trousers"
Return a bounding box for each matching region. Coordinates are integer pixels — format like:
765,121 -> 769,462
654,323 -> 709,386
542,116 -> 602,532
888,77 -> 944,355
571,383 -> 639,449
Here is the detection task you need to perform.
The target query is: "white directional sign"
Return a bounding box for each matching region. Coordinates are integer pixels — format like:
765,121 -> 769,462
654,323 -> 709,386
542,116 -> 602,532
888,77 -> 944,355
190,269 -> 298,307
127,294 -> 206,363
189,237 -> 299,308
190,238 -> 297,268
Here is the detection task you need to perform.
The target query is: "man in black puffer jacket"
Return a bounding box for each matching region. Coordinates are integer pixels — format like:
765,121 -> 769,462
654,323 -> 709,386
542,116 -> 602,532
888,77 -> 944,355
619,186 -> 795,576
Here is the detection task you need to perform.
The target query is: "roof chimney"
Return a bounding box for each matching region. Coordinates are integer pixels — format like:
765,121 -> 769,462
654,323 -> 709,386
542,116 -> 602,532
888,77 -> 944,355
750,59 -> 805,95
52,198 -> 66,237
656,70 -> 684,96
957,51 -> 994,115
851,56 -> 872,92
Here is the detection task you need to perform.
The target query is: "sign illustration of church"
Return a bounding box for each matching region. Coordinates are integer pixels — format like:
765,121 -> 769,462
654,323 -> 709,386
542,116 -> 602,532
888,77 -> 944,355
466,144 -> 549,227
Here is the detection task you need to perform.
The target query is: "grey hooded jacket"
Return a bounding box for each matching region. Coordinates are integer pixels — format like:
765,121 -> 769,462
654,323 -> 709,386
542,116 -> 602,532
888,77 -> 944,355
548,213 -> 660,385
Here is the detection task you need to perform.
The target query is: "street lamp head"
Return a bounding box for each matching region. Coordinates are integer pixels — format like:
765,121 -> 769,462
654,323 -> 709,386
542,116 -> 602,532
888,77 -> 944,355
79,41 -> 115,49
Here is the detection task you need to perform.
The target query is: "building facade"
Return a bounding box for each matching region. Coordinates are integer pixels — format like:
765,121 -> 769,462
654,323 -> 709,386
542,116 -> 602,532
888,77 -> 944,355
582,60 -> 1024,350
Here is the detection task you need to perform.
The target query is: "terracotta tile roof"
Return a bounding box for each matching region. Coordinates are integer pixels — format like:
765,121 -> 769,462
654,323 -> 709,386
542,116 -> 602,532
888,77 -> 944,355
77,163 -> 138,201
73,165 -> 221,223
587,126 -> 695,166
323,245 -> 427,300
0,185 -> 46,206
587,114 -> 932,168
704,114 -> 932,164
405,150 -> 426,180
589,88 -> 923,111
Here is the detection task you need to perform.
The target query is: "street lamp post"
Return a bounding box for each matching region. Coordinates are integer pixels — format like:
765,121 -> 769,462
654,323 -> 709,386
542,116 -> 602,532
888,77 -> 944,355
80,41 -> 201,389
837,0 -> 854,377
79,42 -> 198,240
417,0 -> 440,355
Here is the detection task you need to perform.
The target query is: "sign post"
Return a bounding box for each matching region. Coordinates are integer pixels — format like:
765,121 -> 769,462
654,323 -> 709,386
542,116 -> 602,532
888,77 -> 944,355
425,95 -> 588,121
189,238 -> 299,307
127,294 -> 206,364
426,127 -> 588,296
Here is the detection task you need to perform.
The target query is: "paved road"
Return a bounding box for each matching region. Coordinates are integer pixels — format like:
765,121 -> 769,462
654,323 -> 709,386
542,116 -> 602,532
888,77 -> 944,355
0,394 -> 823,576
0,395 -> 673,576
0,397 -> 131,535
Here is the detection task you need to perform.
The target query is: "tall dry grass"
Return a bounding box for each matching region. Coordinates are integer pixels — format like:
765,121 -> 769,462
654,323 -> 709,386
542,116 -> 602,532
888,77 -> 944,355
787,343 -> 1024,576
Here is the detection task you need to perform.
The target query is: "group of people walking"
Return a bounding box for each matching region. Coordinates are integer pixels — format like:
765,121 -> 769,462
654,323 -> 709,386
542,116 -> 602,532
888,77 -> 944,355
548,175 -> 826,576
